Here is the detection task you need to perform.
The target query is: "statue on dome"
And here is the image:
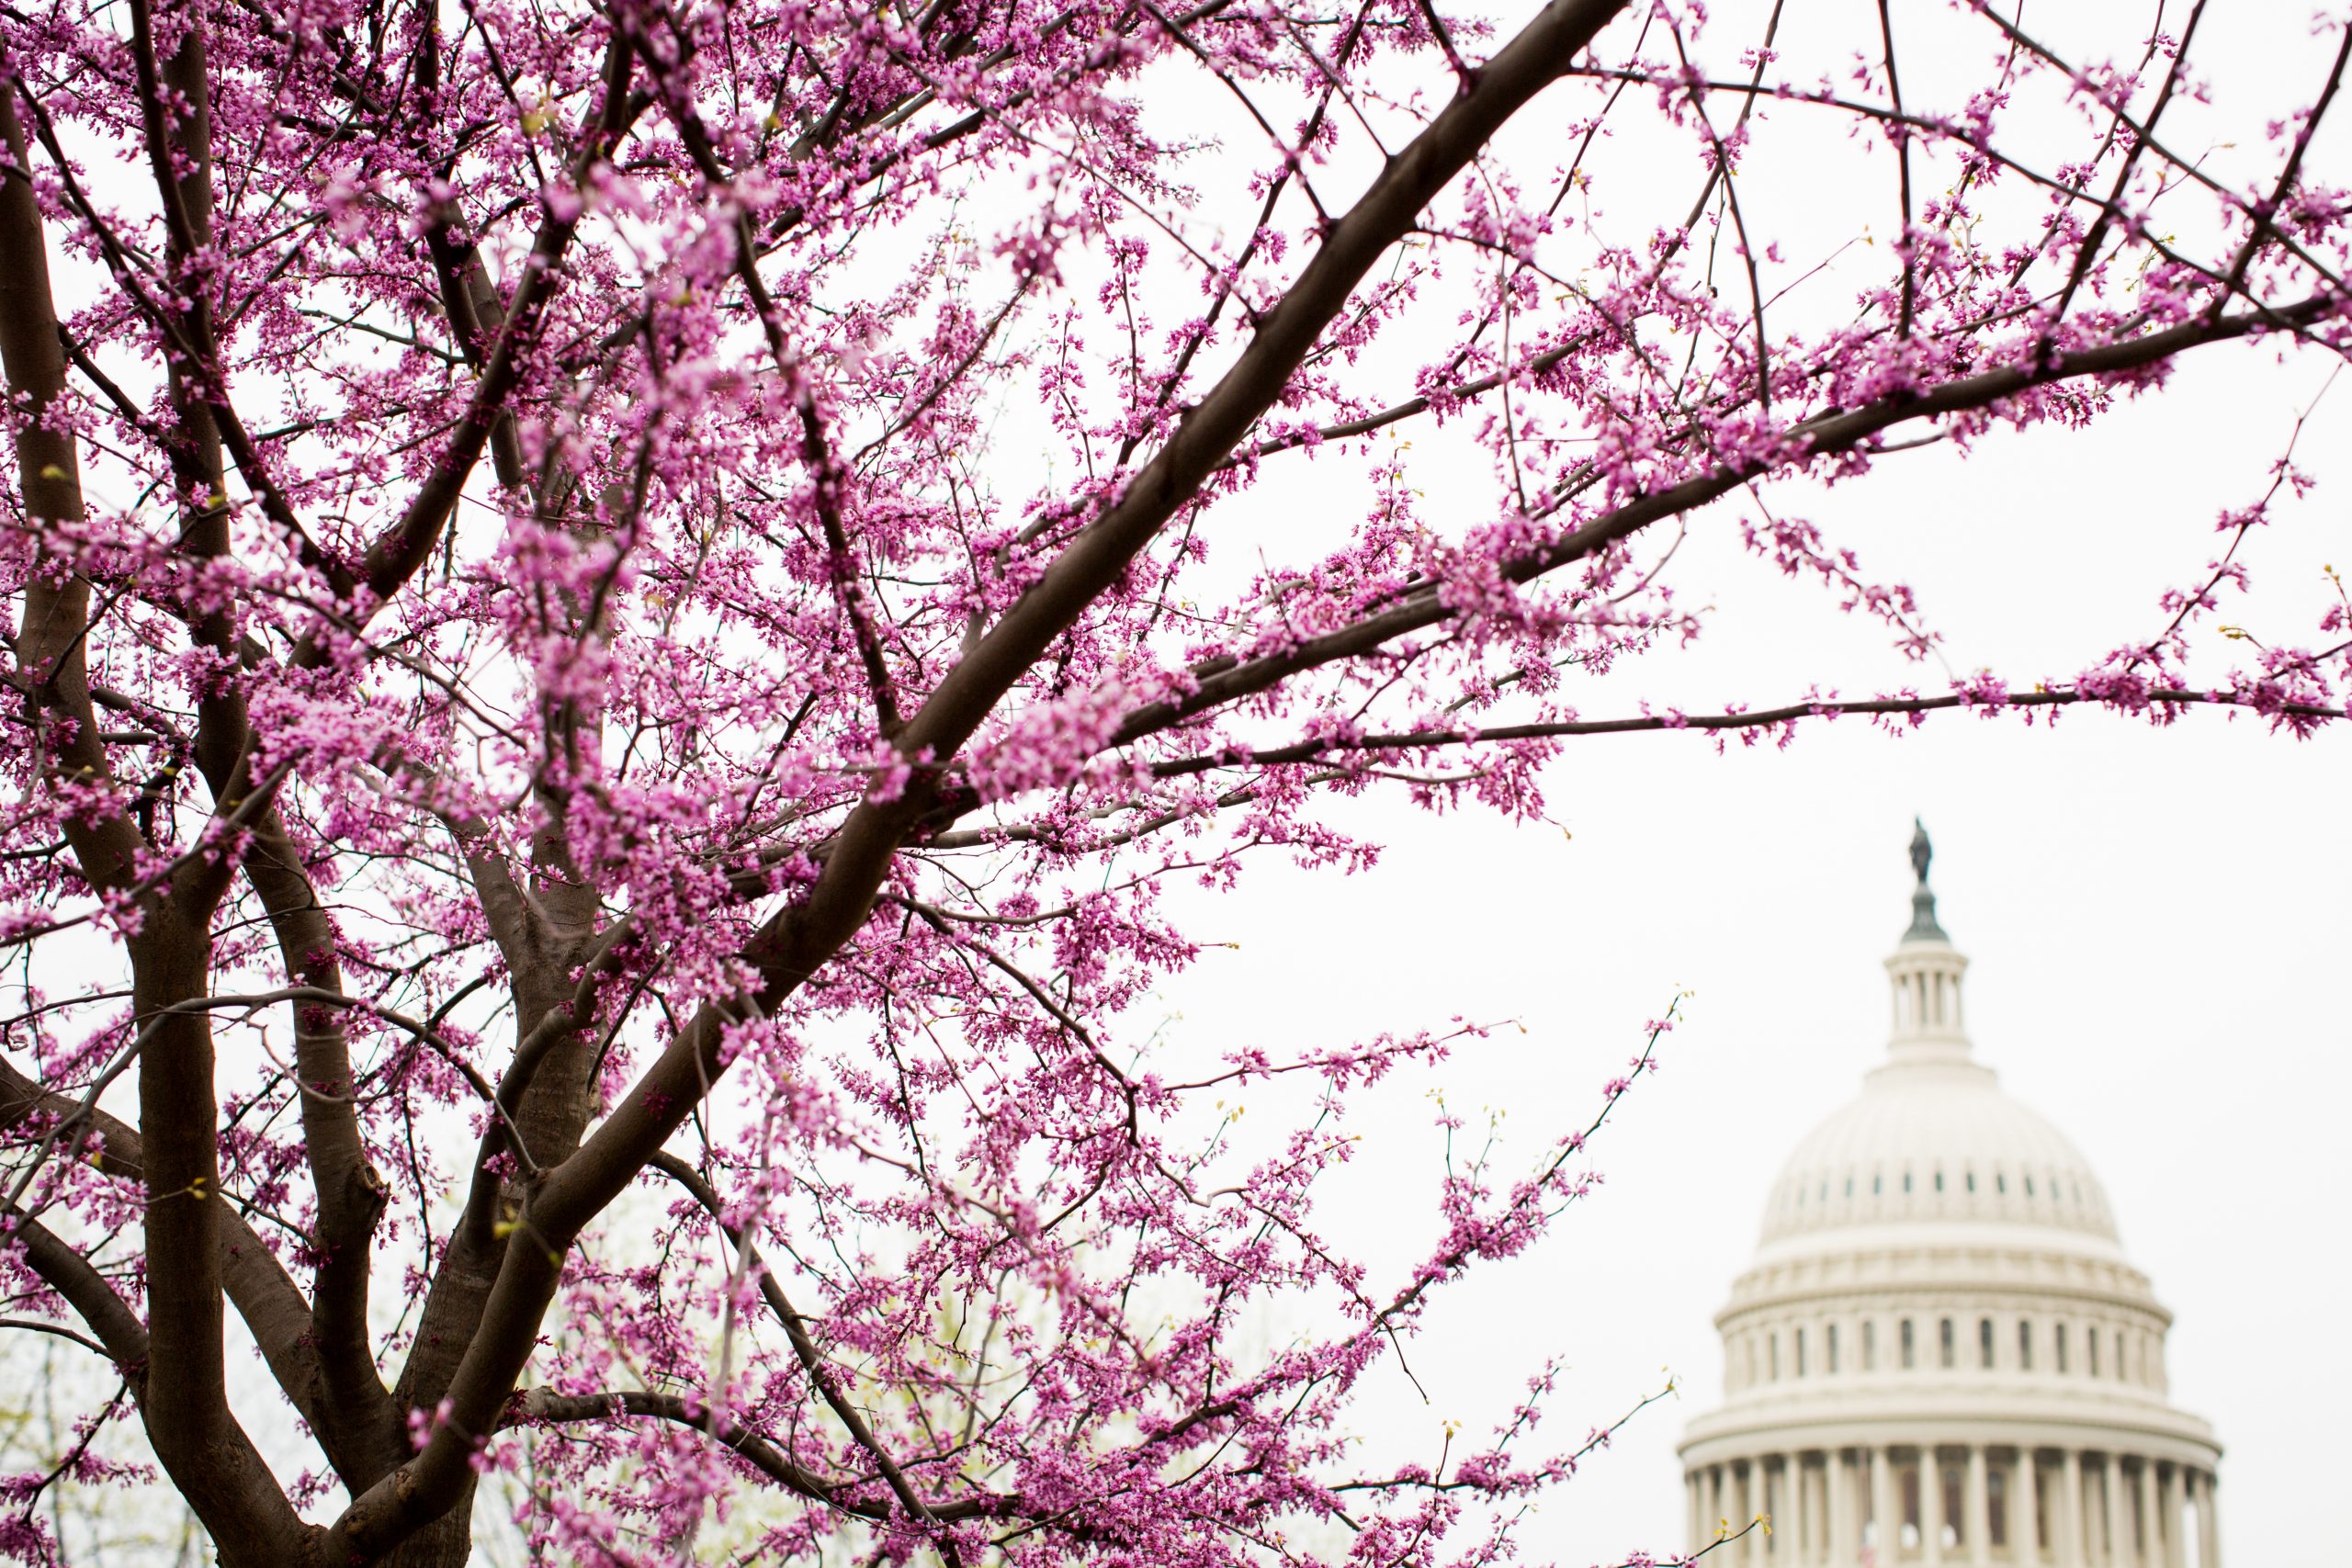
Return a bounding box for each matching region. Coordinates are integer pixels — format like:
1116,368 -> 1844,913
1905,818 -> 1945,941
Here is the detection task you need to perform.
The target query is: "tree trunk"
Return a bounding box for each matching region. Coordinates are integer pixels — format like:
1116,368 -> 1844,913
379,1481 -> 478,1568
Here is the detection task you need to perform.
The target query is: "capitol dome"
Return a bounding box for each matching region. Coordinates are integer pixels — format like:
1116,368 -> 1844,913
1678,827 -> 2222,1568
1760,1072 -> 2116,1247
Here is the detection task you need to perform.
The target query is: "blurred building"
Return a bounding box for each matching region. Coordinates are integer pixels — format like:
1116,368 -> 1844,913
1677,827 -> 2221,1568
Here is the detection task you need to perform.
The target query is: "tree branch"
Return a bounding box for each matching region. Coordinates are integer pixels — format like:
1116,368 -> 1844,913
0,1211 -> 149,1375
1102,294 -> 2341,750
645,1151 -> 970,1532
501,1387 -> 861,1506
0,1055 -> 343,1470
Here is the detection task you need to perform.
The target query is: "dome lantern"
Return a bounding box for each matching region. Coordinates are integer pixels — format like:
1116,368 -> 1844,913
1885,821 -> 1972,1066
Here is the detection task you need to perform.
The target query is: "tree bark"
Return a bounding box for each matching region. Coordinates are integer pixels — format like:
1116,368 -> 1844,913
3,58 -> 320,1567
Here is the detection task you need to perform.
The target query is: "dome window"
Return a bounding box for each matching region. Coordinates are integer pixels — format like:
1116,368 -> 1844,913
1934,1169 -> 1945,1193
1827,1323 -> 1840,1373
2088,1328 -> 2100,1378
1845,1176 -> 1854,1197
1795,1328 -> 1807,1377
1873,1173 -> 1883,1195
1903,1171 -> 1914,1194
1862,1319 -> 1877,1371
1965,1170 -> 1976,1192
1979,1317 -> 1995,1368
1939,1317 -> 1955,1369
2018,1319 -> 2033,1370
1996,1171 -> 2007,1194
1900,1319 -> 1916,1370
1770,1334 -> 1781,1381
2055,1324 -> 2069,1374
2025,1175 -> 2036,1197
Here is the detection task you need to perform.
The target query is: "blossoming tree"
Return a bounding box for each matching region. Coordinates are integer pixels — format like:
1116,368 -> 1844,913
0,0 -> 2344,1560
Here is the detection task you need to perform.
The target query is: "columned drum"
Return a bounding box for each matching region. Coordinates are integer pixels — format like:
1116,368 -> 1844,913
1678,829 -> 2221,1568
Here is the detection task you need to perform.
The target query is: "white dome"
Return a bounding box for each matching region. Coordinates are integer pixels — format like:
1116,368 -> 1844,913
1676,830 -> 2222,1568
1760,1059 -> 2119,1247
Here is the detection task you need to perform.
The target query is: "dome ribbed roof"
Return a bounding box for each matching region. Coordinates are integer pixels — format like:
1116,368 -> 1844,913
1759,1059 -> 2117,1244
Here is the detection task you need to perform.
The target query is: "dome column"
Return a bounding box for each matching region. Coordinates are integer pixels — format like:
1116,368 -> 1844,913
2156,1464 -> 2182,1568
1733,1462 -> 1751,1562
1777,1453 -> 1797,1564
1765,1455 -> 1784,1562
2117,1457 -> 2135,1568
2134,1460 -> 2159,1568
2194,1470 -> 2219,1568
2058,1450 -> 2085,1568
1782,1454 -> 1802,1563
1871,1447 -> 1896,1566
1965,1446 -> 1990,1566
1786,1452 -> 1808,1564
1922,1447 -> 1946,1566
1826,1446 -> 1852,1567
1747,1460 -> 1767,1567
2017,1449 -> 2041,1566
